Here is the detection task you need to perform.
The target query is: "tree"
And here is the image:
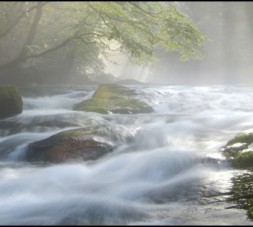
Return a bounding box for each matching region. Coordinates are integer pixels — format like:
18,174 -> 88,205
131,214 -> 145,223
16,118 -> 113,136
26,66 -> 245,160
0,2 -> 46,71
0,1 -> 205,75
148,2 -> 253,84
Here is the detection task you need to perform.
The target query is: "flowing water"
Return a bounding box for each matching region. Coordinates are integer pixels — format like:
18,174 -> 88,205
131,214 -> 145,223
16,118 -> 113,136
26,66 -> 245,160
0,84 -> 253,225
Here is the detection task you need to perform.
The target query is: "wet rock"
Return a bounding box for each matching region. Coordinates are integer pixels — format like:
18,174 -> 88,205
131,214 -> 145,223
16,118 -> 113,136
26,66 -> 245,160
24,127 -> 115,163
74,84 -> 153,114
233,152 -> 253,168
0,86 -> 23,119
221,133 -> 253,168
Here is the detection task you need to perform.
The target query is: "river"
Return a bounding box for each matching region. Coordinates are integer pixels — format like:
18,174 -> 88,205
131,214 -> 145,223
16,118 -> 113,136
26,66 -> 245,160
0,84 -> 253,225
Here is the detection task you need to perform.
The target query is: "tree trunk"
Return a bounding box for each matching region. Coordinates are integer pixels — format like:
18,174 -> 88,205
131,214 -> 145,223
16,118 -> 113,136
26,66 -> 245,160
0,2 -> 44,72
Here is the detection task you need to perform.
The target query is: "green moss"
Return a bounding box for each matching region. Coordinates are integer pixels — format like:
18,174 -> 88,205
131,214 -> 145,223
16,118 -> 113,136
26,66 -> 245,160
222,133 -> 253,168
227,133 -> 253,146
75,99 -> 111,114
248,207 -> 253,219
0,86 -> 23,119
223,143 -> 248,159
75,97 -> 152,114
92,84 -> 137,99
233,151 -> 253,168
74,84 -> 153,114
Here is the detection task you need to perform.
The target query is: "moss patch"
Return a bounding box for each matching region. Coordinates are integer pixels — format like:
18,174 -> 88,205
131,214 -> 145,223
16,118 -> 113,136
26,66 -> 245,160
74,84 -> 153,114
227,133 -> 253,146
222,133 -> 253,168
0,86 -> 23,119
233,152 -> 253,168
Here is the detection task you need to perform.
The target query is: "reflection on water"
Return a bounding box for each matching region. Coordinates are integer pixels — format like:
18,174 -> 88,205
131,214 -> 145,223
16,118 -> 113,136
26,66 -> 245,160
225,170 -> 253,219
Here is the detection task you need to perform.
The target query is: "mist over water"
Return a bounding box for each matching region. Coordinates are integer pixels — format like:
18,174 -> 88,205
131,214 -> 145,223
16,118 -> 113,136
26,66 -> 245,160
0,85 -> 252,225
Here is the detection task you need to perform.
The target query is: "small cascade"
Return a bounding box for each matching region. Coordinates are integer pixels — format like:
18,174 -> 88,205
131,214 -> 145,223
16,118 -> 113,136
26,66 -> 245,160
0,85 -> 252,224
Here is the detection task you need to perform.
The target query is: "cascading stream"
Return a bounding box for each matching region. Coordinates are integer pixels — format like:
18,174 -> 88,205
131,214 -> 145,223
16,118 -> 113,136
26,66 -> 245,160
0,84 -> 252,225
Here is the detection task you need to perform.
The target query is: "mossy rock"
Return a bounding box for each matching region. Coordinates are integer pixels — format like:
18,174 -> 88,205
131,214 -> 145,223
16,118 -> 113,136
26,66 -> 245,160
249,207 -> 253,219
0,86 -> 23,119
222,143 -> 248,160
233,152 -> 253,168
74,84 -> 153,114
24,127 -> 115,163
221,132 -> 253,168
227,133 -> 253,146
92,84 -> 138,98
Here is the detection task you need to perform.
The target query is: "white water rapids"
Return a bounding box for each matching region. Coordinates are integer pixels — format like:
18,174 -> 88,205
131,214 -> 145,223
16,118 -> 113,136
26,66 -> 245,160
0,84 -> 253,225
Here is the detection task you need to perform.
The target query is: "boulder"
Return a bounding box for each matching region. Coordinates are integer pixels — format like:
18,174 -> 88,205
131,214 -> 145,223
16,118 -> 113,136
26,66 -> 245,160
74,84 -> 153,114
0,86 -> 23,119
24,127 -> 115,163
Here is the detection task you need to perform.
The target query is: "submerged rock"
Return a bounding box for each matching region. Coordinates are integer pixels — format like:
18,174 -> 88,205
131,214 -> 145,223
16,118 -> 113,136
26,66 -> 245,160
221,132 -> 253,168
74,84 -> 153,114
0,86 -> 23,119
24,127 -> 115,163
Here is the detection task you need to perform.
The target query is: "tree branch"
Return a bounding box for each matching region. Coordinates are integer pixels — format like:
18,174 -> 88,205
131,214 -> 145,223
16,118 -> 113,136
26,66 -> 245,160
128,2 -> 157,17
26,34 -> 79,58
0,2 -> 46,72
26,32 -> 100,59
0,2 -> 47,38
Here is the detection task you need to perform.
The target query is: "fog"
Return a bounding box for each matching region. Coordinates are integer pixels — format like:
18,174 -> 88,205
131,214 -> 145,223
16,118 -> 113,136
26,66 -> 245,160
104,2 -> 253,85
103,53 -> 150,83
1,2 -> 253,86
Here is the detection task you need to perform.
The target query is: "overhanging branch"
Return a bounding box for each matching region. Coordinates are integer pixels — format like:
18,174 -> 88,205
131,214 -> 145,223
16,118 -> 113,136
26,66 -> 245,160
0,2 -> 47,38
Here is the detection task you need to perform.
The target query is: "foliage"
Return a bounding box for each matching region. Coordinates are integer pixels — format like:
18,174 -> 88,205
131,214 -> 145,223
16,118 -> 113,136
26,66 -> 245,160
0,1 -> 205,74
150,2 -> 253,84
